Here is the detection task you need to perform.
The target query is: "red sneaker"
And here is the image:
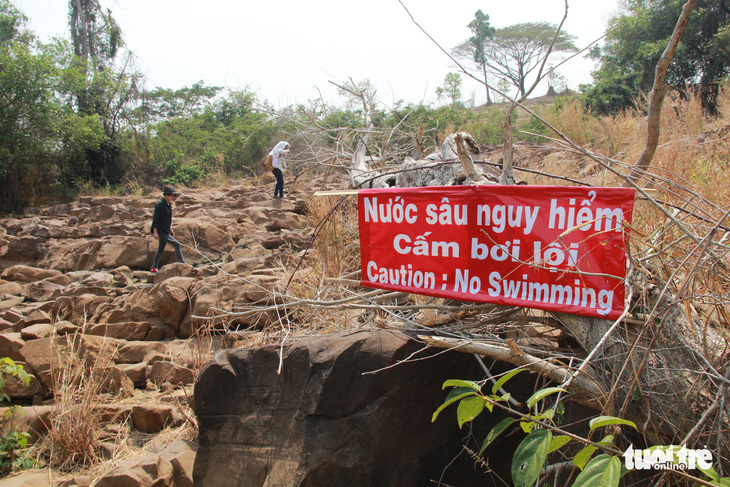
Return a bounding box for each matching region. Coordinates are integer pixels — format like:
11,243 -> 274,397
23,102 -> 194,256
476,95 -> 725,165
150,267 -> 158,274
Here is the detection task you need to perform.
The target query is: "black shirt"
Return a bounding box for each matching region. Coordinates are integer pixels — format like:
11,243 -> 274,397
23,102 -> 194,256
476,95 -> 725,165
150,198 -> 173,236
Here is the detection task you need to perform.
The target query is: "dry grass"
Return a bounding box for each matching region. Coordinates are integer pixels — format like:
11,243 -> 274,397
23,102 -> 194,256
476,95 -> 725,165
36,333 -> 130,472
537,83 -> 729,300
544,98 -> 592,148
29,324 -> 206,481
275,195 -> 365,334
534,83 -> 730,207
305,195 -> 361,280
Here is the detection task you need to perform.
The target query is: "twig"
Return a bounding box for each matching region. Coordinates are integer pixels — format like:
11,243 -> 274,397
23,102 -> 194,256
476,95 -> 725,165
473,353 -> 521,407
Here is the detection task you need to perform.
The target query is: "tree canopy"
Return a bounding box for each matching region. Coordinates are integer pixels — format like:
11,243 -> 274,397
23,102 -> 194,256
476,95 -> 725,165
586,0 -> 730,113
0,0 -> 276,210
138,82 -> 223,123
467,10 -> 495,104
436,72 -> 463,106
455,21 -> 577,99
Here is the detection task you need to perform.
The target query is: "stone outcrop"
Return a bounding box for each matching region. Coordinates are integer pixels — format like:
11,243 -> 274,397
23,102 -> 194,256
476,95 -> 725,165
0,439 -> 197,487
0,174 -> 548,486
0,182 -> 322,346
94,439 -> 197,487
194,330 -> 500,487
0,184 -> 314,274
0,178 -> 345,486
0,471 -> 52,487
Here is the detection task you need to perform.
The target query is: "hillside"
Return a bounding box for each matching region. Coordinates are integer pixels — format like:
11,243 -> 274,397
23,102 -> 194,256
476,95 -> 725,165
0,173 -> 349,485
0,88 -> 729,485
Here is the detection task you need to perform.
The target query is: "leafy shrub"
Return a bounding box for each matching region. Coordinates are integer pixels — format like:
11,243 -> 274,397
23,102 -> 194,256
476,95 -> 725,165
162,159 -> 207,188
433,370 -> 730,487
580,71 -> 641,115
0,358 -> 34,475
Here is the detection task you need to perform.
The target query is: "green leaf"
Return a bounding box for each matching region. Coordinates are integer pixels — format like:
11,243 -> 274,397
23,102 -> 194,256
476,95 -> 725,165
16,369 -> 30,386
573,435 -> 615,471
599,435 -> 615,446
698,465 -> 719,480
548,435 -> 572,453
589,416 -> 638,431
519,420 -> 535,434
457,395 -> 486,429
574,445 -> 599,470
526,387 -> 567,410
479,417 -> 517,456
511,429 -> 552,487
432,387 -> 477,422
444,387 -> 477,402
442,379 -> 482,391
16,456 -> 35,470
572,454 -> 621,487
491,368 -> 525,395
541,409 -> 555,421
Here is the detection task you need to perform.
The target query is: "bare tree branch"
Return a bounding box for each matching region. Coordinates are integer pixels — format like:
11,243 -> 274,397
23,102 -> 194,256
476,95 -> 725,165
627,0 -> 698,184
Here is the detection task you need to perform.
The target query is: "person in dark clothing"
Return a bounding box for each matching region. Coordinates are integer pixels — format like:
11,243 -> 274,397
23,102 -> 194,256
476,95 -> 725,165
150,186 -> 185,273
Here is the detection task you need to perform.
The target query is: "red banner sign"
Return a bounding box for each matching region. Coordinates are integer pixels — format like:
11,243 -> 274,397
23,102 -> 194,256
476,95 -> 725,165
358,185 -> 635,320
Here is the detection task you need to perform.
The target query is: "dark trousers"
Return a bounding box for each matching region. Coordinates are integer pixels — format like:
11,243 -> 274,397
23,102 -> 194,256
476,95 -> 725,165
272,168 -> 284,198
152,233 -> 185,269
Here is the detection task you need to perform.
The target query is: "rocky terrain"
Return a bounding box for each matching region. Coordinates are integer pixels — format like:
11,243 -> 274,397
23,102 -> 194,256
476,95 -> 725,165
0,175 -> 340,486
4,132 -> 725,485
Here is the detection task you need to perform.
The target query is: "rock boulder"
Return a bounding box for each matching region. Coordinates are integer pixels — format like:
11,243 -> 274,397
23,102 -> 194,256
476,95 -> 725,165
194,330 -> 494,487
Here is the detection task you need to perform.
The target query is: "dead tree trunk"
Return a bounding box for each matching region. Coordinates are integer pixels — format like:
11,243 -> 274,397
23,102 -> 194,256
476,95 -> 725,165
454,133 -> 490,184
627,0 -> 698,185
500,108 -> 517,185
329,80 -> 387,189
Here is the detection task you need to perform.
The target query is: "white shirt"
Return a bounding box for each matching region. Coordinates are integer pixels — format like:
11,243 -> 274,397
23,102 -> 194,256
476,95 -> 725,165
270,141 -> 289,170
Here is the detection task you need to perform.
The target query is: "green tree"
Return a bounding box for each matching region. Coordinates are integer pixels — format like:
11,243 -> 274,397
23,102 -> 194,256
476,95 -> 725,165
580,70 -> 642,115
0,1 -> 65,208
64,0 -> 140,186
0,0 -> 30,45
467,10 -> 496,105
588,0 -> 730,113
477,22 -> 577,97
436,72 -> 463,106
137,81 -> 223,123
0,1 -> 138,209
140,87 -> 273,185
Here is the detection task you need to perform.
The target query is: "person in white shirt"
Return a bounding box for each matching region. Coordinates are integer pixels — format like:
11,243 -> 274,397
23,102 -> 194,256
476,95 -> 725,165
269,141 -> 290,199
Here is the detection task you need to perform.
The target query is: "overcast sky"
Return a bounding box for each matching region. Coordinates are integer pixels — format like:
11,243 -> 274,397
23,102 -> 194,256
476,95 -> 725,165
15,0 -> 620,108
